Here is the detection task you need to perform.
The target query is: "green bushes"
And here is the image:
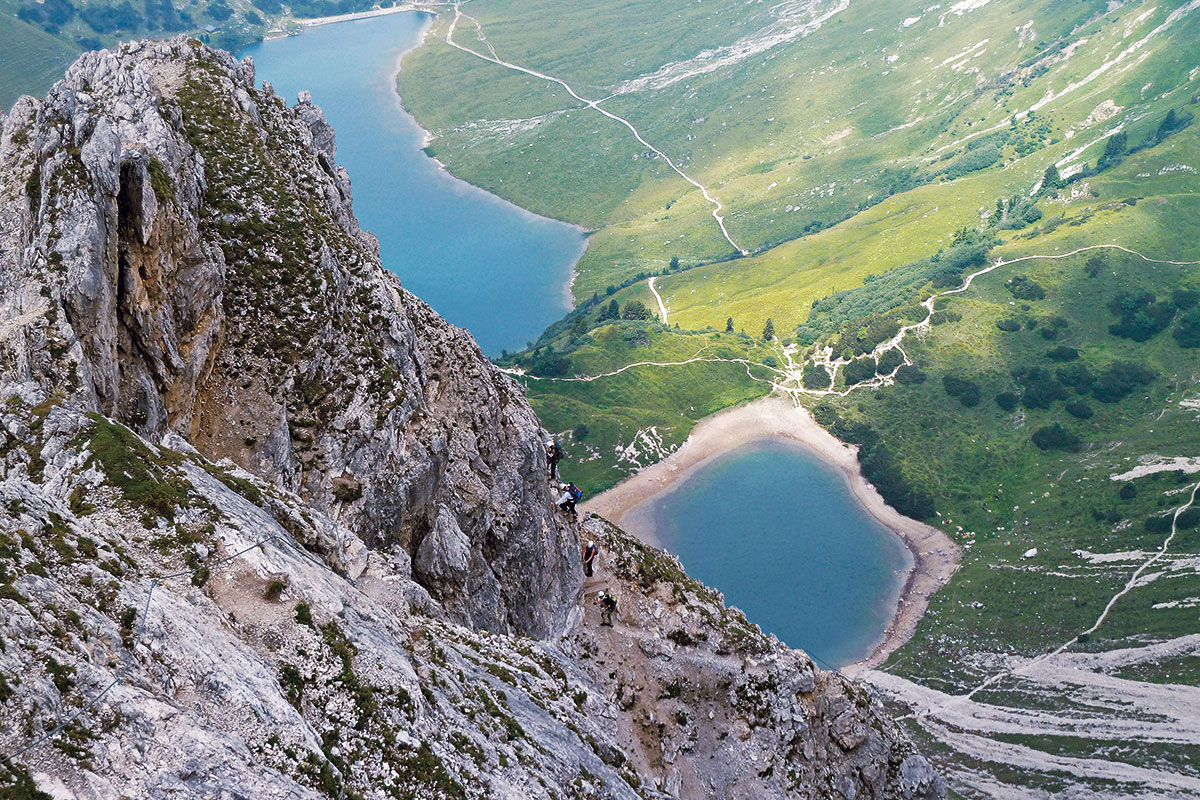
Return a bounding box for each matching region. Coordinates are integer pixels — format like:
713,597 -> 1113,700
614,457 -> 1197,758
877,348 -> 904,374
526,346 -> 571,377
1108,291 -> 1176,341
1013,367 -> 1067,409
942,375 -> 981,407
1091,361 -> 1155,403
1046,346 -> 1078,362
1174,307 -> 1200,348
894,365 -> 926,384
938,144 -> 1001,180
1057,362 -> 1095,393
843,356 -> 878,385
1172,289 -> 1200,310
1006,275 -> 1046,301
813,404 -> 934,519
1065,400 -> 1093,419
802,364 -> 831,389
996,318 -> 1021,332
1031,423 -> 1080,452
995,392 -> 1019,411
1095,131 -> 1127,172
795,236 -> 992,343
621,300 -> 652,321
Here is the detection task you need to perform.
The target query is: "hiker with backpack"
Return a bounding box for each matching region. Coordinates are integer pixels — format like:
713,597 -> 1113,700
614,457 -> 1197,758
545,439 -> 563,479
556,482 -> 582,521
582,539 -> 597,577
596,591 -> 617,627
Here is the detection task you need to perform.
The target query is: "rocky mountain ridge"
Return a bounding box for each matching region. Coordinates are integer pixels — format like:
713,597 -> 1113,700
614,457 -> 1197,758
0,37 -> 943,799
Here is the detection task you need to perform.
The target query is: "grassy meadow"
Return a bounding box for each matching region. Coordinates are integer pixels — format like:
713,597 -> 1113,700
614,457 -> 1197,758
400,0 -> 1200,790
0,8 -> 77,111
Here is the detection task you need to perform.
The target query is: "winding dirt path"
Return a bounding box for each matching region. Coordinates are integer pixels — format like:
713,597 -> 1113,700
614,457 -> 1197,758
647,276 -> 668,324
953,478 -> 1200,703
443,3 -> 748,255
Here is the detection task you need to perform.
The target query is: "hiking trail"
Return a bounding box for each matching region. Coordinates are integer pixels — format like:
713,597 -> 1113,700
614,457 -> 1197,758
647,276 -> 669,324
443,3 -> 749,256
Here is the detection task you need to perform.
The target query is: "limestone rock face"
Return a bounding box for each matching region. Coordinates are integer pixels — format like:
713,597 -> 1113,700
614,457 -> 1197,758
0,39 -> 943,800
0,37 -> 577,639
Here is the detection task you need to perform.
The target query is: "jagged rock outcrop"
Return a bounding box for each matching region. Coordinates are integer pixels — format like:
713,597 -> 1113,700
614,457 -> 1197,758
0,39 -> 944,800
0,37 -> 575,638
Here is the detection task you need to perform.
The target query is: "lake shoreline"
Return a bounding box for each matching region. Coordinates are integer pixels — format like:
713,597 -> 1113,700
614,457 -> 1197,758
385,13 -> 588,312
582,394 -> 961,672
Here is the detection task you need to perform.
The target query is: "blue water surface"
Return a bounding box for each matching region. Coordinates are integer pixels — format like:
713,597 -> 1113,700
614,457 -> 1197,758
240,14 -> 585,357
644,439 -> 912,668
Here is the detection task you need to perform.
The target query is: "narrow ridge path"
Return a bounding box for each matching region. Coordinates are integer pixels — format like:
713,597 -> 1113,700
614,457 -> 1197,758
443,3 -> 749,256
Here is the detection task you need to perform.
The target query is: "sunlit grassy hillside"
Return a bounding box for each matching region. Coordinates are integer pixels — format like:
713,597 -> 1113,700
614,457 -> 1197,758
403,3 -> 1200,791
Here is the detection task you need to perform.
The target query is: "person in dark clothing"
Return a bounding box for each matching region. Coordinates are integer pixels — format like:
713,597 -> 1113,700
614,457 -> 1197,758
583,540 -> 597,577
545,439 -> 563,479
597,591 -> 617,627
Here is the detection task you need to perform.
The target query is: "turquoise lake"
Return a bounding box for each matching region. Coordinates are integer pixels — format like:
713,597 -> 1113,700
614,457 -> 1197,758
240,14 -> 585,357
634,440 -> 912,668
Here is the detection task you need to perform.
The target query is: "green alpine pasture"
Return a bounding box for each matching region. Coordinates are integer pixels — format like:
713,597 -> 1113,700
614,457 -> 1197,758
0,8 -> 77,111
402,0 -> 1200,790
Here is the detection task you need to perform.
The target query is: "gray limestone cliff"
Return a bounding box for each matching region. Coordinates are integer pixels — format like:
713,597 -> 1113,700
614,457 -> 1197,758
0,38 -> 945,800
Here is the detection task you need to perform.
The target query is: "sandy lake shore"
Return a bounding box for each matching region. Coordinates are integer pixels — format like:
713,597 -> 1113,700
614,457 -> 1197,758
582,394 -> 961,672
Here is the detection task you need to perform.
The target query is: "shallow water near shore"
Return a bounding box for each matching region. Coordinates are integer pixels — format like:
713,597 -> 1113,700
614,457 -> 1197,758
240,14 -> 585,357
632,439 -> 912,668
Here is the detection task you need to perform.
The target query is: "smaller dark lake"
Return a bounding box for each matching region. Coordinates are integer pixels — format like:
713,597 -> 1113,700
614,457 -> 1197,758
633,439 -> 912,668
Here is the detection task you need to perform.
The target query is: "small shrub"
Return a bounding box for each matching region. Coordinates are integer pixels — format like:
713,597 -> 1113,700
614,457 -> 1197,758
1006,275 -> 1046,301
996,318 -> 1022,332
894,365 -> 926,385
930,310 -> 961,325
995,392 -> 1019,411
943,374 -> 981,406
263,578 -> 288,602
667,629 -> 698,647
1046,346 -> 1078,362
1172,289 -> 1199,310
1065,400 -> 1093,419
1092,361 -> 1155,403
1031,423 -> 1081,451
1174,307 -> 1200,348
1057,362 -> 1095,393
621,300 -> 651,321
1014,366 -> 1067,409
843,356 -> 878,385
1118,483 -> 1137,500
1108,291 -> 1175,341
802,364 -> 832,389
1145,514 -> 1173,533
294,602 -> 314,626
1177,507 -> 1200,530
877,348 -> 904,373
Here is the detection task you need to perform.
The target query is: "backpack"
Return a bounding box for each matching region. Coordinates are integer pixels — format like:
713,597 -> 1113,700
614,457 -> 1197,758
571,485 -> 583,502
550,442 -> 563,460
